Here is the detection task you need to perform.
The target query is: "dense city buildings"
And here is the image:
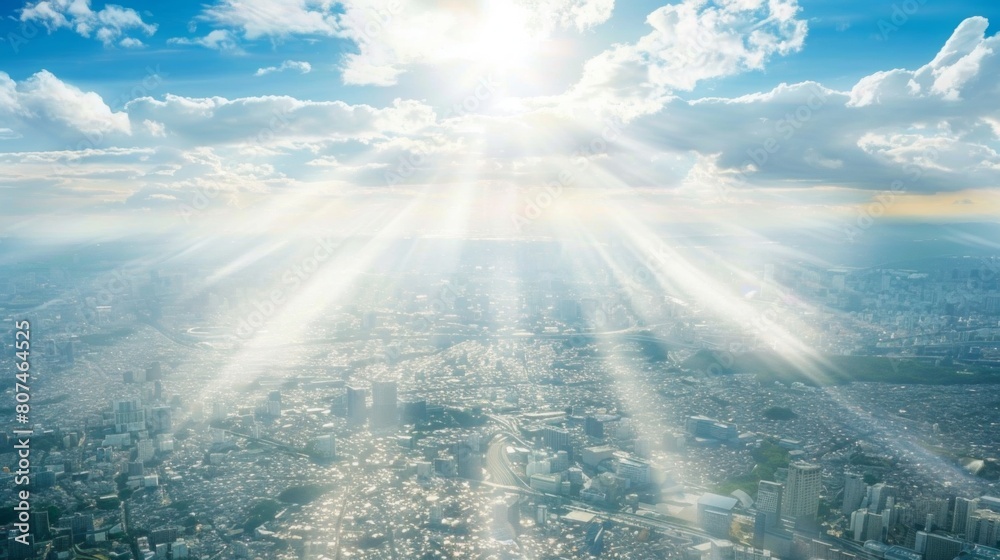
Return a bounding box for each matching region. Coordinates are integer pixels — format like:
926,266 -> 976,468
2,237 -> 1000,559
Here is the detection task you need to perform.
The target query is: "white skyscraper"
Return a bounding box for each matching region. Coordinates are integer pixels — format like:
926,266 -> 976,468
782,461 -> 822,521
371,380 -> 398,428
843,472 -> 867,515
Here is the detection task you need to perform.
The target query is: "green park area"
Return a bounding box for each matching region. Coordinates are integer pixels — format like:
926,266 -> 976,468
714,439 -> 790,497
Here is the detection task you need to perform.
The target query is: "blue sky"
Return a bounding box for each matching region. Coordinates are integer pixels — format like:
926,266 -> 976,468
1,0 -> 999,240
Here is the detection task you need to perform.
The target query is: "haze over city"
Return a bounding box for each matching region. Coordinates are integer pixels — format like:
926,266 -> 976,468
2,1 -> 1000,559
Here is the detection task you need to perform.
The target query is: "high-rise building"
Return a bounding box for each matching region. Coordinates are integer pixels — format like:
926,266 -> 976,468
753,512 -> 768,549
150,527 -> 180,547
210,401 -> 228,421
400,398 -> 427,424
312,434 -> 336,459
616,458 -> 651,486
782,462 -> 822,521
137,438 -> 155,462
31,511 -> 50,540
492,494 -> 520,536
967,509 -> 1000,547
265,391 -> 281,418
537,505 -> 548,526
734,545 -> 775,560
697,494 -> 738,538
70,513 -> 95,544
757,480 -> 783,529
113,399 -> 146,433
541,426 -> 571,451
171,539 -> 188,559
843,472 -> 867,515
852,510 -> 883,542
371,381 -> 398,428
585,416 -> 605,438
923,534 -> 964,560
8,534 -> 33,560
453,441 -> 482,480
346,386 -> 367,425
914,498 -> 950,531
150,406 -> 173,433
953,498 -> 979,535
869,484 -> 897,514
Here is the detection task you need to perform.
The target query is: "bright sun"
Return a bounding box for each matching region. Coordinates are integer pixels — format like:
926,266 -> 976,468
464,1 -> 541,69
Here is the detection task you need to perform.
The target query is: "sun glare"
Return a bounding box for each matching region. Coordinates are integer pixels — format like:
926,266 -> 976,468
465,1 -> 541,69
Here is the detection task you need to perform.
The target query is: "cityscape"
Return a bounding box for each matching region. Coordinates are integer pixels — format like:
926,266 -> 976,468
1,233 -> 999,559
2,0 -> 1000,559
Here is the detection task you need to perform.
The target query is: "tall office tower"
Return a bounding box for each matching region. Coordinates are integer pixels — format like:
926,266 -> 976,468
266,391 -> 281,417
453,442 -> 483,480
8,534 -> 33,560
210,401 -> 228,421
31,511 -> 50,540
852,510 -> 883,542
869,484 -> 897,514
914,498 -> 950,531
70,513 -> 95,544
843,472 -> 867,515
757,481 -> 784,529
136,438 -> 155,462
312,434 -> 336,459
400,398 -> 428,424
542,426 -> 571,451
492,495 -> 520,536
953,497 -> 979,535
753,512 -> 767,548
967,509 -> 1000,547
113,398 -> 146,433
346,386 -> 367,425
371,381 -> 398,428
782,462 -> 822,521
923,534 -> 965,560
150,406 -> 173,433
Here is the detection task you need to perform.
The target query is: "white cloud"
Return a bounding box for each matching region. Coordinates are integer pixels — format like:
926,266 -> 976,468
124,95 -> 436,147
119,37 -> 144,48
0,74 -> 19,114
0,70 -> 131,138
200,0 -> 339,39
849,17 -> 998,106
522,0 -> 615,32
560,0 -> 809,120
857,132 -> 1000,174
20,0 -> 157,47
167,29 -> 242,52
142,119 -> 166,137
188,0 -> 614,86
254,60 -> 312,77
4,16 -> 1000,221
